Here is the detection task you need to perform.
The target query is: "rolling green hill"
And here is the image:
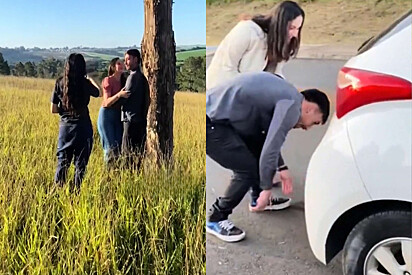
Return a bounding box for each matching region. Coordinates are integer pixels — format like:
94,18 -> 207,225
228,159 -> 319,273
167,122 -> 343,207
1,46 -> 206,65
176,49 -> 206,66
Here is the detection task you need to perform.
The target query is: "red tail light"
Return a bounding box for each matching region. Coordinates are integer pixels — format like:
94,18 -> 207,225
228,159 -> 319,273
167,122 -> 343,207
336,67 -> 412,118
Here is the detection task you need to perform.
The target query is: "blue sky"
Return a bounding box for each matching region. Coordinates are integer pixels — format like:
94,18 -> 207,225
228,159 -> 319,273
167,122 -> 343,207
0,0 -> 205,48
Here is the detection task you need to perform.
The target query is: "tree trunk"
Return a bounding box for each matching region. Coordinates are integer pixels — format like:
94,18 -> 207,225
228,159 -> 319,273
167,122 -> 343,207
142,0 -> 176,162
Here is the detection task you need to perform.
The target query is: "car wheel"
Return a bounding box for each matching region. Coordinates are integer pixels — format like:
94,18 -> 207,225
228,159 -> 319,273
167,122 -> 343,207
342,211 -> 411,275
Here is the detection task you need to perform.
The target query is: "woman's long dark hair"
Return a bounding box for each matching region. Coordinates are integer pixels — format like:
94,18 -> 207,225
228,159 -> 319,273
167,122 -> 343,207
108,57 -> 119,76
108,57 -> 127,87
62,53 -> 87,115
252,1 -> 304,64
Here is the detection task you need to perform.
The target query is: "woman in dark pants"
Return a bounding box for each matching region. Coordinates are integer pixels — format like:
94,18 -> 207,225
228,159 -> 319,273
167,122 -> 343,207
51,53 -> 101,190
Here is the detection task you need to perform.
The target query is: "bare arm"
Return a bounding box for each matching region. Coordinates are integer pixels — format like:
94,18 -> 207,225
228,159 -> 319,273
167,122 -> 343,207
102,88 -> 129,108
51,103 -> 59,114
86,75 -> 102,97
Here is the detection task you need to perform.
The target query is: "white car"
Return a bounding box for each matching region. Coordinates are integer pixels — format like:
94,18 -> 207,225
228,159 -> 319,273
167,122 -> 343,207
305,10 -> 412,275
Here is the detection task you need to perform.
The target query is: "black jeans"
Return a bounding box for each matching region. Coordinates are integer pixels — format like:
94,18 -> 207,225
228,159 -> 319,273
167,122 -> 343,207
54,120 -> 93,189
206,116 -> 263,222
122,121 -> 147,166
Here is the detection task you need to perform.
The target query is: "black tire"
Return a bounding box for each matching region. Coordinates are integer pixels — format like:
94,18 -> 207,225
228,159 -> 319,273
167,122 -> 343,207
342,210 -> 411,275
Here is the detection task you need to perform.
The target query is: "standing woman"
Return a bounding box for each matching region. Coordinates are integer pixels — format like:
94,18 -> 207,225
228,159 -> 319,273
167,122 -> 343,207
51,53 -> 101,190
206,0 -> 304,88
206,1 -> 305,211
97,58 -> 129,164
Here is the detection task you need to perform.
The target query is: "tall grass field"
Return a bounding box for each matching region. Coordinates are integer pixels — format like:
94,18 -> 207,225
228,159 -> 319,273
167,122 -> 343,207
0,76 -> 205,274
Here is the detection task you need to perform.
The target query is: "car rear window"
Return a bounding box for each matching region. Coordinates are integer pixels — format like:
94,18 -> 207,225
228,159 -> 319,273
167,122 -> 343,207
357,10 -> 412,55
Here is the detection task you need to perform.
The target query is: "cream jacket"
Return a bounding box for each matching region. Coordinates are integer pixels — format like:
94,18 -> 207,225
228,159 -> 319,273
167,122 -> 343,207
207,20 -> 285,89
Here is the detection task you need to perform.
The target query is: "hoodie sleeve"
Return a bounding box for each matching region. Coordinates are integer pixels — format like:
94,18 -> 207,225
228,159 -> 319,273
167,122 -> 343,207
259,99 -> 300,190
207,21 -> 254,85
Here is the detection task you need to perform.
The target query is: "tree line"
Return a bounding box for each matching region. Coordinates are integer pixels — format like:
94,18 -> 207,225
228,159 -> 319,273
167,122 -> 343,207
0,52 -> 64,78
0,52 -> 205,93
176,56 -> 206,93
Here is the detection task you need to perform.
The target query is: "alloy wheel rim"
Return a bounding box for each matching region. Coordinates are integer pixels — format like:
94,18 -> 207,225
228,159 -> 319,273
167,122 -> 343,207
364,237 -> 412,275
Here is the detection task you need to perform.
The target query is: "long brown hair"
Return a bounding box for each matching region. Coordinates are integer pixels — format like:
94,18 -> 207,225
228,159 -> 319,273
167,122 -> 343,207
252,1 -> 304,64
108,57 -> 127,87
108,57 -> 120,76
62,53 -> 87,115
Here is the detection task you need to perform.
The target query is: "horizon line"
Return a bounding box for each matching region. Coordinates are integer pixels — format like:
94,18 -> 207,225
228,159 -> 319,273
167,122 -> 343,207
0,44 -> 206,50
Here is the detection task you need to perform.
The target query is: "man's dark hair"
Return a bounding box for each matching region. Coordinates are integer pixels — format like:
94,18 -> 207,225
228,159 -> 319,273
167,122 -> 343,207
126,49 -> 141,64
301,89 -> 330,124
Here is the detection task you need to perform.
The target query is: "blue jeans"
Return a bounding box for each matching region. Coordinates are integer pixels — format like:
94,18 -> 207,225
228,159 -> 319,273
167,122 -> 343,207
54,120 -> 93,189
97,107 -> 123,162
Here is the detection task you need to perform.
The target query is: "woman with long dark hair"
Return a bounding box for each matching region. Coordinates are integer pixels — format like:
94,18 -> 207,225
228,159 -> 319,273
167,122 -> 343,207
206,1 -> 305,211
51,53 -> 101,190
206,0 -> 304,88
97,57 -> 129,164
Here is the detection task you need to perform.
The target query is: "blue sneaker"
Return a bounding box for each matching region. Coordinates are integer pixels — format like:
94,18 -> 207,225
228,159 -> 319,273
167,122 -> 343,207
249,197 -> 291,211
206,220 -> 246,242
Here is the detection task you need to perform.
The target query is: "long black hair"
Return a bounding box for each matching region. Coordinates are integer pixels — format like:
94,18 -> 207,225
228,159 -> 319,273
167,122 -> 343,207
62,53 -> 87,115
252,1 -> 304,64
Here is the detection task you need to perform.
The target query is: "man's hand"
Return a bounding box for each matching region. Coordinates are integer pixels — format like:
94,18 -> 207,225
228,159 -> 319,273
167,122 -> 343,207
118,89 -> 130,98
250,189 -> 271,212
279,169 -> 293,195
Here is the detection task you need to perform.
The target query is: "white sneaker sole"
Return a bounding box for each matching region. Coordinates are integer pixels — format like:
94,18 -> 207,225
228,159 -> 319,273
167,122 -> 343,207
249,199 -> 292,212
265,199 -> 291,211
206,226 -> 246,242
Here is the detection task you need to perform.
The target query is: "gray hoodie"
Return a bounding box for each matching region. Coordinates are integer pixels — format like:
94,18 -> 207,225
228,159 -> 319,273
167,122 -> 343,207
206,72 -> 303,190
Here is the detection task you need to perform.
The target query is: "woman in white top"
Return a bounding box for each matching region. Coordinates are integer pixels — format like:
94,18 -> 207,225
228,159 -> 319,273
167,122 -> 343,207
207,0 -> 305,89
206,1 -> 305,211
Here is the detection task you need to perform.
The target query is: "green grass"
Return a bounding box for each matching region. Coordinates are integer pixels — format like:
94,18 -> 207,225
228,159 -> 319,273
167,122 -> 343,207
0,76 -> 205,274
82,52 -> 119,61
83,49 -> 206,62
82,49 -> 205,67
176,49 -> 206,67
176,49 -> 206,62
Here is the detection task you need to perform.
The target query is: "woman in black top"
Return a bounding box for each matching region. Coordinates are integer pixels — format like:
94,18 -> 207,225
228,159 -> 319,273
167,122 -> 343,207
51,53 -> 101,190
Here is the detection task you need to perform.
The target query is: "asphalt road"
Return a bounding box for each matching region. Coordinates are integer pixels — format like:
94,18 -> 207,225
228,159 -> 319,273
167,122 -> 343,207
206,55 -> 348,274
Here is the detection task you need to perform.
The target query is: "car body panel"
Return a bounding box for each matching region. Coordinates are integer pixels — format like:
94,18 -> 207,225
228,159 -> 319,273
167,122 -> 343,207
305,114 -> 371,263
305,12 -> 412,266
346,100 -> 412,201
344,21 -> 411,82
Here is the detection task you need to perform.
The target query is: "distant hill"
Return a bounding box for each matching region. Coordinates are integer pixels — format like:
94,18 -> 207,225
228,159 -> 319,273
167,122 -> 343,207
176,49 -> 206,66
0,45 -> 206,65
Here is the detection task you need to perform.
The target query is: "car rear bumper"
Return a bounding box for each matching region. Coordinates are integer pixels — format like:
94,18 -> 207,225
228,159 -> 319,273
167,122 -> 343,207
304,113 -> 371,264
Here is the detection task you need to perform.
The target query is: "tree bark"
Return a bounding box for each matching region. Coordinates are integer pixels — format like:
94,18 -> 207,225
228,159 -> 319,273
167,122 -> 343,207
142,0 -> 176,162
